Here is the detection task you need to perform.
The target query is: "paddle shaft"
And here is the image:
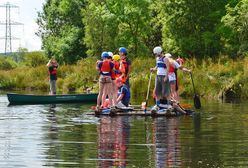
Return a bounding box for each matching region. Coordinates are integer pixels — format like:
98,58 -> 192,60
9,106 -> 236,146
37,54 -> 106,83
145,72 -> 152,111
190,72 -> 196,95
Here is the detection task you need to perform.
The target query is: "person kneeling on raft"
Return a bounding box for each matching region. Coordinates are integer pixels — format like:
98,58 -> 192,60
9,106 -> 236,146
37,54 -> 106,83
115,77 -> 131,109
155,97 -> 187,115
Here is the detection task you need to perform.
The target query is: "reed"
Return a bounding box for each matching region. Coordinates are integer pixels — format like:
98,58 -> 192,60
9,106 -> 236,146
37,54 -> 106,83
0,55 -> 247,100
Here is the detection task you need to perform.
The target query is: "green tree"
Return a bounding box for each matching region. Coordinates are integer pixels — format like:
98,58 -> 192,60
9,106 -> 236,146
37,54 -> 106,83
37,0 -> 87,64
157,0 -> 228,58
222,0 -> 248,57
83,0 -> 153,57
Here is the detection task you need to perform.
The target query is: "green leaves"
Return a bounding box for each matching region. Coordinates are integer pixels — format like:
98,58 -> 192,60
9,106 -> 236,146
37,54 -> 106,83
37,0 -> 247,61
37,0 -> 86,64
222,0 -> 248,56
83,0 -> 153,57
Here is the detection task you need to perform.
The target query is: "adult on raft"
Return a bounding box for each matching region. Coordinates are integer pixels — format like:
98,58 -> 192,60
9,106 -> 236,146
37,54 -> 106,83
150,46 -> 170,112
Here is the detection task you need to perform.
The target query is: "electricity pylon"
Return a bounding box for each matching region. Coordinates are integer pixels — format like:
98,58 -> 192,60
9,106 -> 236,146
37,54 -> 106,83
0,2 -> 23,55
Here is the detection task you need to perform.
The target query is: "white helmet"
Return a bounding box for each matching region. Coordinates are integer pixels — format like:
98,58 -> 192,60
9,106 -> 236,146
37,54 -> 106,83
165,53 -> 172,58
153,46 -> 162,55
108,52 -> 113,57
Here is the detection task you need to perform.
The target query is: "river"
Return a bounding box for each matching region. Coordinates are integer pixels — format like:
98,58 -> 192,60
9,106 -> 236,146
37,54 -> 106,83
0,95 -> 247,167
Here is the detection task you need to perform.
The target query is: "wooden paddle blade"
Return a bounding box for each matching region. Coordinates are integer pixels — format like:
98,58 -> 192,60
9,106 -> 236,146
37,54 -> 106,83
194,94 -> 201,109
180,103 -> 193,109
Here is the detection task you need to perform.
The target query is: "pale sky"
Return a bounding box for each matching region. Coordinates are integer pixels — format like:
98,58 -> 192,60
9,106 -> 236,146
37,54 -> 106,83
0,0 -> 45,53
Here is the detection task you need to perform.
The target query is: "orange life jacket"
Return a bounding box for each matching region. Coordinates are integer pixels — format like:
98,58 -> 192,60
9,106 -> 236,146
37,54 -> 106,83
120,57 -> 130,75
111,61 -> 122,79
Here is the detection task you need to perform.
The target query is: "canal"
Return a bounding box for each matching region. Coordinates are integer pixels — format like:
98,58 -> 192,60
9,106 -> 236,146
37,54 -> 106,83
0,95 -> 247,167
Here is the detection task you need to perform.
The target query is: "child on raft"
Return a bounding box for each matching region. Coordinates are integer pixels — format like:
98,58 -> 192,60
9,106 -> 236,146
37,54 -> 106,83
96,52 -> 115,111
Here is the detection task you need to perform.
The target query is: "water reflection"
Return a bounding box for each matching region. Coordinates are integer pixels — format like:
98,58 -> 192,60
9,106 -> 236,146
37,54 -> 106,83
153,118 -> 181,167
97,116 -> 130,168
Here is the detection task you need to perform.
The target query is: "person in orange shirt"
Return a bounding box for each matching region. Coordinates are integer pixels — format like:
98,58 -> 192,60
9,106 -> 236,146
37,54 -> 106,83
119,47 -> 131,89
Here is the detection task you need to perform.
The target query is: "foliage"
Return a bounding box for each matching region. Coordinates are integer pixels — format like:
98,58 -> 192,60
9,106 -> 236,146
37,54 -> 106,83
37,0 -> 87,64
156,0 -> 229,58
83,0 -> 153,57
22,51 -> 48,67
222,0 -> 248,57
37,0 -> 247,60
0,56 -> 248,100
0,56 -> 18,70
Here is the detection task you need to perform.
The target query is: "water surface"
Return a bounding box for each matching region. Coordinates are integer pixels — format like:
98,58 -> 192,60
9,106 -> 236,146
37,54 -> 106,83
0,95 -> 248,167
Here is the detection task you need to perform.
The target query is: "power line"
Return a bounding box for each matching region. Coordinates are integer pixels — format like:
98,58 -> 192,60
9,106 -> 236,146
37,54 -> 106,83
0,2 -> 23,55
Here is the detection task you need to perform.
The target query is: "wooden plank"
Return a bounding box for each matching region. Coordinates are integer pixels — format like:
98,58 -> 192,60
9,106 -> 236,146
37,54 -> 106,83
86,110 -> 180,117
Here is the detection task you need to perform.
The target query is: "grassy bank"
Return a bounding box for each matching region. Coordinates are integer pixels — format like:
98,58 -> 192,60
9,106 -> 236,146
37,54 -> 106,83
0,56 -> 247,100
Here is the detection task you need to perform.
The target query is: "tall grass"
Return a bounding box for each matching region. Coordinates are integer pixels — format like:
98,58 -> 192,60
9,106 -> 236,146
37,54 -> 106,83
0,56 -> 247,100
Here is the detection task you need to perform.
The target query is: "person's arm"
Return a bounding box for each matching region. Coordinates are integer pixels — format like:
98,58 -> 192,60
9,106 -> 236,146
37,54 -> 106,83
178,65 -> 191,73
116,93 -> 124,104
46,60 -> 51,67
96,61 -> 101,71
164,57 -> 170,81
150,66 -> 157,72
54,62 -> 59,68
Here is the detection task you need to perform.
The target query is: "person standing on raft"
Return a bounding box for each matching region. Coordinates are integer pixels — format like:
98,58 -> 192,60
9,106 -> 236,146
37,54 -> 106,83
150,46 -> 170,112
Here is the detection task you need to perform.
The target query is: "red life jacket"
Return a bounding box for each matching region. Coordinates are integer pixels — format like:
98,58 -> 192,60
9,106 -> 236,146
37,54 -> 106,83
114,61 -> 120,70
111,61 -> 121,79
169,63 -> 175,73
100,60 -> 112,74
49,66 -> 57,75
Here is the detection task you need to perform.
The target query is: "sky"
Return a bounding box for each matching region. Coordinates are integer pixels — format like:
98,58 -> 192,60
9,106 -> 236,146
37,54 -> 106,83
0,0 -> 45,52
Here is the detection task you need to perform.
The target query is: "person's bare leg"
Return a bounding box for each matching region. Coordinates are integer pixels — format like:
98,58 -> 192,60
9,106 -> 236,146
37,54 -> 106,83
172,103 -> 186,114
111,81 -> 117,106
105,82 -> 113,107
170,83 -> 177,101
97,82 -> 104,108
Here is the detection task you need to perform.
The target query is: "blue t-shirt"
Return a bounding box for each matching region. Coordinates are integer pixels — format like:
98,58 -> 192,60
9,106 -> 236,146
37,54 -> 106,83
118,85 -> 130,107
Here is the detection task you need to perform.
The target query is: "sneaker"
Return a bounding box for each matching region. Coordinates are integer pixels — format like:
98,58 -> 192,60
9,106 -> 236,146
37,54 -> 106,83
95,106 -> 101,115
151,105 -> 159,115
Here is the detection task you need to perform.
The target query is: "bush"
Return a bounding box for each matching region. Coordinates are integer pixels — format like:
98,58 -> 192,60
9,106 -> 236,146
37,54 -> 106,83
22,51 -> 48,67
0,57 -> 18,70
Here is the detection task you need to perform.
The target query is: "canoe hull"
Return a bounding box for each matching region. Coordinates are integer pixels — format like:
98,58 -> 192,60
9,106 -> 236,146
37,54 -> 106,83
7,93 -> 98,105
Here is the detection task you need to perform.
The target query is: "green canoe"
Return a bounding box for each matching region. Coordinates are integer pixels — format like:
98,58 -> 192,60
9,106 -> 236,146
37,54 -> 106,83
7,93 -> 98,105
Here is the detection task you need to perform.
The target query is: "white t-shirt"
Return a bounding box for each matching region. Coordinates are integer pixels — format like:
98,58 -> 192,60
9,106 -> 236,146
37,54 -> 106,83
156,57 -> 168,76
174,61 -> 181,69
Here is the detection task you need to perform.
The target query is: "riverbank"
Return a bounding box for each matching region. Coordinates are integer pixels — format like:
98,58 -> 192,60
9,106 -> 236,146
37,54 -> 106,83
0,56 -> 247,100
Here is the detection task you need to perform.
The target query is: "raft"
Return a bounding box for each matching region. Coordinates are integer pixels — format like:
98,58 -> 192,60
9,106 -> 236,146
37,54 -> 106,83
87,108 -> 193,117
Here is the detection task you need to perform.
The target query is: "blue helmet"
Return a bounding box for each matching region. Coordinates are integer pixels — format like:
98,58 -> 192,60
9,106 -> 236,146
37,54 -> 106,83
119,47 -> 127,54
101,52 -> 109,59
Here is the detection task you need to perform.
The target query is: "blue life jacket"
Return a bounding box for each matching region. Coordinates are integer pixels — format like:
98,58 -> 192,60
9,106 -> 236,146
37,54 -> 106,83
156,56 -> 166,68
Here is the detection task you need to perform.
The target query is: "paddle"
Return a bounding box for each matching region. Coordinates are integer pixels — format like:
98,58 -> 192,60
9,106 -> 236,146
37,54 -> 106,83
144,72 -> 152,112
190,72 -> 201,109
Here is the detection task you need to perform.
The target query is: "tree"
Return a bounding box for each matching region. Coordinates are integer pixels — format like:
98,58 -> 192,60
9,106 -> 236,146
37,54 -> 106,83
37,0 -> 87,64
222,0 -> 248,57
83,0 -> 153,57
157,0 -> 228,58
